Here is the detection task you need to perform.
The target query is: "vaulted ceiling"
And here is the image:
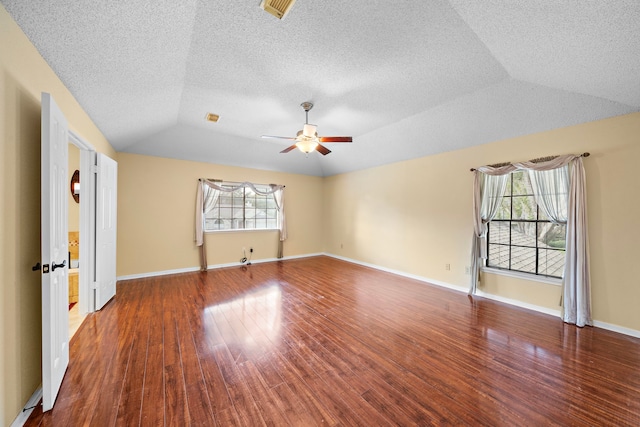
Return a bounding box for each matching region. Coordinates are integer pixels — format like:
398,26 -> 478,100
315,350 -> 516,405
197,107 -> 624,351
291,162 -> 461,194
3,1 -> 639,176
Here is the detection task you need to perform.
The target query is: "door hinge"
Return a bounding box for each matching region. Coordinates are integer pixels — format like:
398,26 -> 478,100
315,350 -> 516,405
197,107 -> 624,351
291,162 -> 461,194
91,282 -> 99,290
91,165 -> 99,174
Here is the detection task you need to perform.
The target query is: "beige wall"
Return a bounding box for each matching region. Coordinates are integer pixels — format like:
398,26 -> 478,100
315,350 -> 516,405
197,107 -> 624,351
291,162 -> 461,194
324,113 -> 640,332
117,153 -> 324,277
0,6 -> 116,426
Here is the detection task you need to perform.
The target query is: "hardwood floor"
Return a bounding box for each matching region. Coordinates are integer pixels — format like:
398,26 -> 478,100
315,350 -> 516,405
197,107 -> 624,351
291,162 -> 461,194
26,256 -> 640,426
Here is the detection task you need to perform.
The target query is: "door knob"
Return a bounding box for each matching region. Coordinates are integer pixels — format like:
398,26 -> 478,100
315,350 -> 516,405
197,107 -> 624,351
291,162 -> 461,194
52,260 -> 66,271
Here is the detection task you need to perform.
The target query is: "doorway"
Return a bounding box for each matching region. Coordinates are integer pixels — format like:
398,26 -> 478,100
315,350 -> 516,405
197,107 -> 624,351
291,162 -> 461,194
67,143 -> 84,337
68,130 -> 98,321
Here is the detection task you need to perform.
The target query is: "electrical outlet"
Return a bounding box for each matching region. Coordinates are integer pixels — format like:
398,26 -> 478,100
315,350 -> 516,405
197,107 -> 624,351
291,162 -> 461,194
445,263 -> 451,271
465,266 -> 471,275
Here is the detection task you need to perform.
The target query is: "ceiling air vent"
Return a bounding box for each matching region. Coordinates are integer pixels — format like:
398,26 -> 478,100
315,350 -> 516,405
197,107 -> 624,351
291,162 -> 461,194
205,113 -> 219,123
260,0 -> 297,20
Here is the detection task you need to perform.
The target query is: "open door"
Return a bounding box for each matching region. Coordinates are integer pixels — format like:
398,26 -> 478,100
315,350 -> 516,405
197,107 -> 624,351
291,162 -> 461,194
95,153 -> 118,310
41,93 -> 70,411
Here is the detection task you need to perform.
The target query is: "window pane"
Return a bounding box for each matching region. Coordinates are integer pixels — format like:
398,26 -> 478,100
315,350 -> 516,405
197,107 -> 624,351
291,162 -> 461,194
488,244 -> 509,269
267,219 -> 277,229
512,171 -> 533,195
233,208 -> 243,220
266,198 -> 276,209
512,196 -> 537,220
245,219 -> 255,229
219,195 -> 232,207
255,197 -> 267,209
255,218 -> 267,229
538,248 -> 565,277
510,222 -> 536,247
219,207 -> 232,219
510,246 -> 536,273
488,222 -> 510,244
538,223 -> 566,249
494,197 -> 511,220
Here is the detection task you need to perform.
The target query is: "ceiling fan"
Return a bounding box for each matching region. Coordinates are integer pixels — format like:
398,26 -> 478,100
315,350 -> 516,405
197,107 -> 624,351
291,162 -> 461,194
261,102 -> 352,155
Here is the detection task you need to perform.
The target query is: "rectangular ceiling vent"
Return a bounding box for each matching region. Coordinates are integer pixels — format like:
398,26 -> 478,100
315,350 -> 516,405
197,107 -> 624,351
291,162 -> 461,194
260,0 -> 297,20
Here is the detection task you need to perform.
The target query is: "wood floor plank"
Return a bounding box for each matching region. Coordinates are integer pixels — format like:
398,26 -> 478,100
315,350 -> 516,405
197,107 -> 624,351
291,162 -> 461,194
25,256 -> 640,426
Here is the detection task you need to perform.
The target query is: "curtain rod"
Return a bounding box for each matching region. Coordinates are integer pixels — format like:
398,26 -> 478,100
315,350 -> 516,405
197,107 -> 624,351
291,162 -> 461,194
199,178 -> 285,187
470,152 -> 590,172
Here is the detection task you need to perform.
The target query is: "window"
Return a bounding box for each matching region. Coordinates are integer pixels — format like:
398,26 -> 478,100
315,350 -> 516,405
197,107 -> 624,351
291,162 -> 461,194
487,171 -> 566,278
204,182 -> 278,231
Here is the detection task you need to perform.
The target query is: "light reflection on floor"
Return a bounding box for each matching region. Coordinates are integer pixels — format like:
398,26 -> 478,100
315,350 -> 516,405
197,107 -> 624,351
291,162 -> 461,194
204,283 -> 282,354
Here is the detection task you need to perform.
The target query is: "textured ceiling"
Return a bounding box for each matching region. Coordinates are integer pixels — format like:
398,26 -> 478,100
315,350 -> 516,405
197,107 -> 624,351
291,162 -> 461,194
3,0 -> 639,176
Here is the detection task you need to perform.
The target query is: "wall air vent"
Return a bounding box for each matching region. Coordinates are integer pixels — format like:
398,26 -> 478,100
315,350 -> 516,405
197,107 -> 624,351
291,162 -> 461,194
260,0 -> 297,20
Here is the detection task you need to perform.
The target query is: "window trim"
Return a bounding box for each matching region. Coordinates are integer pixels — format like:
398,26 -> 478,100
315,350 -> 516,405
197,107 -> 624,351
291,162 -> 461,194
482,266 -> 562,286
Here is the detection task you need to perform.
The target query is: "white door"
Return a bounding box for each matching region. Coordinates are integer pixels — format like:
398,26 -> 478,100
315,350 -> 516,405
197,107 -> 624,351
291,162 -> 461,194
95,153 -> 118,310
41,93 -> 70,412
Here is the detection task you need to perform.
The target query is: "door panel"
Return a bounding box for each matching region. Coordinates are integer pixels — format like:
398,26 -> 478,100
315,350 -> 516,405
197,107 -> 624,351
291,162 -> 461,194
41,93 -> 70,411
95,153 -> 118,310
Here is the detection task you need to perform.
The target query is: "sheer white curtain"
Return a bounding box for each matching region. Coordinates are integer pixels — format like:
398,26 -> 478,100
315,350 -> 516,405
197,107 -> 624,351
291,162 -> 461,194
563,158 -> 591,326
469,154 -> 592,327
195,180 -> 221,271
528,166 -> 569,222
195,180 -> 286,270
270,184 -> 287,258
470,170 -> 509,295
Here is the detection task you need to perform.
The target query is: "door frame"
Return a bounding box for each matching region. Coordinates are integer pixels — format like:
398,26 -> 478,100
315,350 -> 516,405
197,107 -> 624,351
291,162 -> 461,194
69,130 -> 97,313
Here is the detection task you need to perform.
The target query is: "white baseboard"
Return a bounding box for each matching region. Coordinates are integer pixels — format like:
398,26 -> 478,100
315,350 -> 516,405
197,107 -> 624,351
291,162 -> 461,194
11,387 -> 42,427
117,266 -> 201,281
323,253 -> 640,340
474,290 -> 562,318
323,253 -> 468,293
116,253 -> 324,281
592,320 -> 640,339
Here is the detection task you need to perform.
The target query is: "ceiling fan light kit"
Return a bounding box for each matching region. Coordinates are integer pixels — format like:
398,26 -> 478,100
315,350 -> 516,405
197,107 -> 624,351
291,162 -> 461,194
295,138 -> 318,154
261,102 -> 353,156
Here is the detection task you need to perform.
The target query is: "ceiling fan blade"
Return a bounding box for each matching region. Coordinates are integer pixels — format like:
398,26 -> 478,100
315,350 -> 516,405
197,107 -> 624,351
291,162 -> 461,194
315,144 -> 331,155
280,144 -> 298,154
262,135 -> 296,140
318,136 -> 352,143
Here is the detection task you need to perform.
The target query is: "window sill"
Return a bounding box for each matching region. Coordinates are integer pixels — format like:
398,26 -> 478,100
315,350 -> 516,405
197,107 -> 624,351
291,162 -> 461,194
481,267 -> 562,286
205,228 -> 279,234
